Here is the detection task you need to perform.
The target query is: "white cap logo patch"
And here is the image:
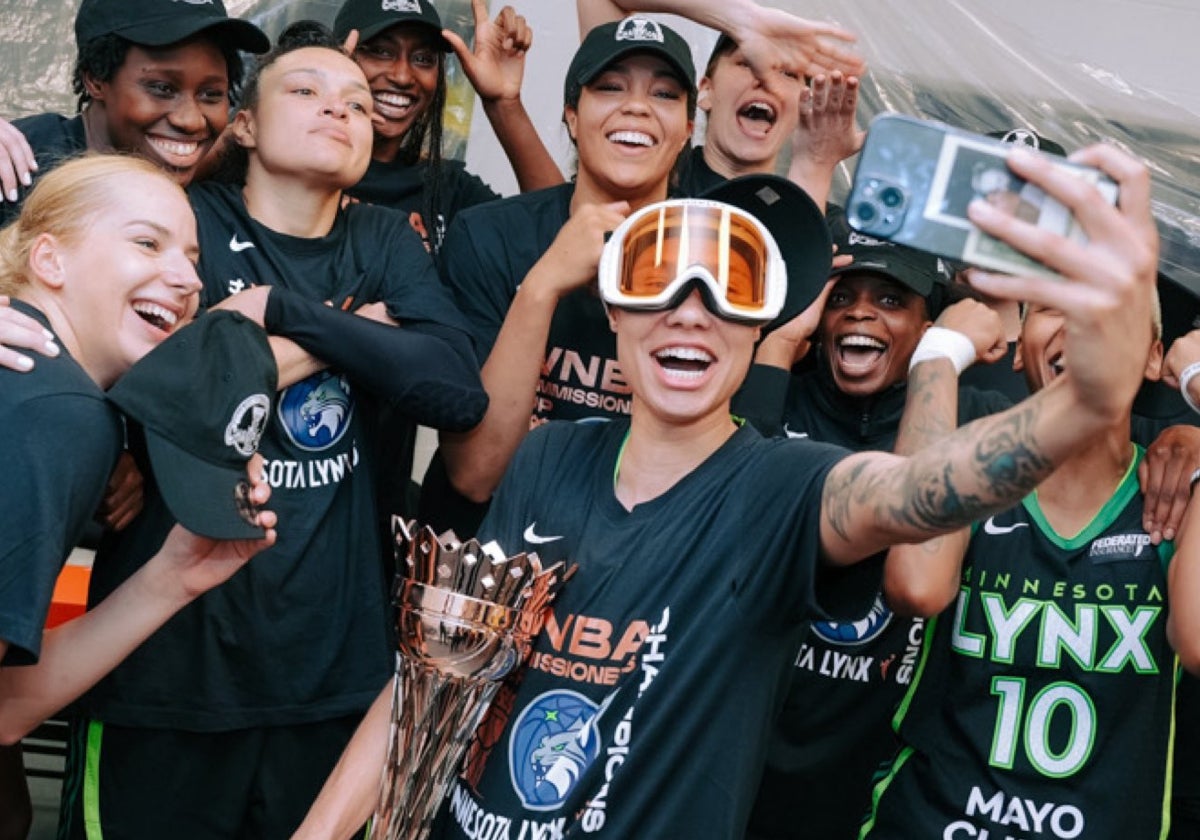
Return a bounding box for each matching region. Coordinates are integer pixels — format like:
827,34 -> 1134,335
225,394 -> 271,458
382,0 -> 422,12
999,128 -> 1040,149
848,230 -> 890,248
616,17 -> 665,43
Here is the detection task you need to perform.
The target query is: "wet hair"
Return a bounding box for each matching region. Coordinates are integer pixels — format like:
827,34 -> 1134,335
212,20 -> 348,185
72,32 -> 245,112
0,154 -> 180,296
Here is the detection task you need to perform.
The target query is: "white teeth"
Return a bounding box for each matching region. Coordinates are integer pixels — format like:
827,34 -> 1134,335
740,100 -> 776,122
133,302 -> 178,329
148,137 -> 200,157
1050,353 -> 1065,374
838,335 -> 886,350
375,92 -> 414,108
608,130 -> 655,147
655,347 -> 714,363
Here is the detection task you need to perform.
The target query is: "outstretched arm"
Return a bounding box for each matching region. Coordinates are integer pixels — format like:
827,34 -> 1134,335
0,472 -> 276,743
883,300 -> 1004,615
579,0 -> 865,92
446,0 -> 563,192
820,143 -> 1159,565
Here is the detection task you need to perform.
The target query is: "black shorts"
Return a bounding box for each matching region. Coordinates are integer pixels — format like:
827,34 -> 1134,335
57,715 -> 363,840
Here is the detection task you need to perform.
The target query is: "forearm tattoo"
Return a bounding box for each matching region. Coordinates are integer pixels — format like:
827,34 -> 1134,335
894,361 -> 957,456
824,401 -> 1055,545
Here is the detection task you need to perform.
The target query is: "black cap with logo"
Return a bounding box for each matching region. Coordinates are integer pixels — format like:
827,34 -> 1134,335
827,208 -> 950,310
107,311 -> 278,540
986,128 -> 1067,158
75,0 -> 270,53
700,174 -> 832,334
334,0 -> 450,51
566,16 -> 696,105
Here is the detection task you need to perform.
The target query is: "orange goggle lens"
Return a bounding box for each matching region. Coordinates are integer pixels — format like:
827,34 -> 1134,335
617,204 -> 770,311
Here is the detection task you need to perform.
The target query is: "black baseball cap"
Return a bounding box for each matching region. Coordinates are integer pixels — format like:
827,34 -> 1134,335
75,0 -> 270,54
333,0 -> 451,51
566,16 -> 696,105
107,311 -> 278,540
700,174 -> 832,334
827,208 -> 949,306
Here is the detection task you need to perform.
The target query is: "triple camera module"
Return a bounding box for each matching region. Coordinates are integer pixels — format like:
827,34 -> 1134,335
848,177 -> 907,238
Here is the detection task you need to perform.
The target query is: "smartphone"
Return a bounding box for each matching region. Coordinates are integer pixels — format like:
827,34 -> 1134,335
846,113 -> 1118,280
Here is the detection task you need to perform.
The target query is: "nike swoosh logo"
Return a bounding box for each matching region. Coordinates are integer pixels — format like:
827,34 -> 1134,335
229,234 -> 255,252
783,423 -> 808,440
523,523 -> 563,544
983,516 -> 1029,535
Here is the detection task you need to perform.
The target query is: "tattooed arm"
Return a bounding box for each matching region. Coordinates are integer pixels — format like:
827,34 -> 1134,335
880,357 -> 972,615
820,143 -> 1158,566
882,299 -> 1004,615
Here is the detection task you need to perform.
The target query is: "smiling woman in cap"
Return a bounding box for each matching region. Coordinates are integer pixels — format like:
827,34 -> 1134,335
0,0 -> 268,224
0,154 -> 276,744
412,14 -> 699,535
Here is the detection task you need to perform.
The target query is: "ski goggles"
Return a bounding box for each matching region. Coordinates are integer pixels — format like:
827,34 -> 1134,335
598,199 -> 787,325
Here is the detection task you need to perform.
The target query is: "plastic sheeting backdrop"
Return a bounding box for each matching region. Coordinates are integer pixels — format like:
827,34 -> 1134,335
3,0 -> 1197,288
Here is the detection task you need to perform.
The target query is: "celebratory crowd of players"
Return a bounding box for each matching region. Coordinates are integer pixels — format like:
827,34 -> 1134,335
0,0 -> 1198,838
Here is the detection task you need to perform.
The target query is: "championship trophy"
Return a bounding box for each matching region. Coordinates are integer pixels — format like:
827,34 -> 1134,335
368,518 -> 570,840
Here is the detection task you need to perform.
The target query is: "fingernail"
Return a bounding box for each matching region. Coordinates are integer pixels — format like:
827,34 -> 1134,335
16,354 -> 33,371
42,328 -> 54,340
45,340 -> 60,356
6,189 -> 16,202
20,172 -> 31,186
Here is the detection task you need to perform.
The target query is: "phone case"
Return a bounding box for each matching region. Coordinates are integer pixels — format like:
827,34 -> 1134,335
846,113 -> 1118,280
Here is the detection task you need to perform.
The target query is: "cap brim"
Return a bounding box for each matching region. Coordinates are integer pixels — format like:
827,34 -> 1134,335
145,431 -> 266,541
829,258 -> 936,297
351,19 -> 452,51
699,175 -> 832,334
114,17 -> 270,54
578,45 -> 694,92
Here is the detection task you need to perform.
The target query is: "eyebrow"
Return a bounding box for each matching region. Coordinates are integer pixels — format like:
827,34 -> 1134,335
279,67 -> 371,96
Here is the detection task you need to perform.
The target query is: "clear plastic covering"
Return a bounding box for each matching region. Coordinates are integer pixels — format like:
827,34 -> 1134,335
4,0 -> 1196,288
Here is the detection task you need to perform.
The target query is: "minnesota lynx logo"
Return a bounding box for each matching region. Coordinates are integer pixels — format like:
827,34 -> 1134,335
509,690 -> 605,811
616,17 -> 664,43
382,0 -> 421,12
277,372 -> 354,452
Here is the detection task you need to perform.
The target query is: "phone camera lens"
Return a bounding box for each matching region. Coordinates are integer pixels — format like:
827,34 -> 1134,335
880,187 -> 904,208
854,202 -> 877,223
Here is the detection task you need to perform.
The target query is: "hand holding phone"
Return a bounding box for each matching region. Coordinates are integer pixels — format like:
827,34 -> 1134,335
847,114 -> 1118,281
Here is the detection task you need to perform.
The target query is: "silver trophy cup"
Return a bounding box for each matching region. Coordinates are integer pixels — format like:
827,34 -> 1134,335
368,519 -> 568,840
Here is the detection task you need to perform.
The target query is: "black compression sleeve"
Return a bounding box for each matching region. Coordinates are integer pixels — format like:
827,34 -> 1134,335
264,287 -> 487,432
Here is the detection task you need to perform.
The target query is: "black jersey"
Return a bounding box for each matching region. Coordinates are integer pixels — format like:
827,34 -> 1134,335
348,156 -> 499,255
674,144 -> 726,197
436,420 -> 863,839
80,183 -> 476,730
862,448 -> 1176,840
0,301 -> 120,665
0,113 -> 87,225
745,360 -> 1012,840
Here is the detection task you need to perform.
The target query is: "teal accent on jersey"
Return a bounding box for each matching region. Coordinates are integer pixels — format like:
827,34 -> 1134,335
83,720 -> 103,839
862,442 -> 1177,839
1023,444 -> 1142,549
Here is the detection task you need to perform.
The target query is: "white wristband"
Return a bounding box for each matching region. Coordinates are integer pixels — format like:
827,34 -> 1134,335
1180,361 -> 1200,415
908,327 -> 977,375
